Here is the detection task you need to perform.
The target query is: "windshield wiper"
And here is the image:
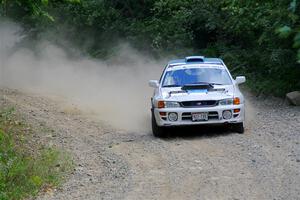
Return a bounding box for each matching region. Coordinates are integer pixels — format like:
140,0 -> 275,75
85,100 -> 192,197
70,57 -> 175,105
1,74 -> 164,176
187,82 -> 214,88
191,82 -> 223,86
191,81 -> 211,85
163,84 -> 181,88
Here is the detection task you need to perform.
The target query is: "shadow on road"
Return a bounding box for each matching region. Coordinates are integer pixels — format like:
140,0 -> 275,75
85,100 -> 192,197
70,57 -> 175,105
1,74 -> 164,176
162,125 -> 236,140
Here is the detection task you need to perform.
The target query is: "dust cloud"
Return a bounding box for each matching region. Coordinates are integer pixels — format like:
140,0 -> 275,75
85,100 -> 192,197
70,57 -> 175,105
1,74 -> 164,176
0,20 -> 165,132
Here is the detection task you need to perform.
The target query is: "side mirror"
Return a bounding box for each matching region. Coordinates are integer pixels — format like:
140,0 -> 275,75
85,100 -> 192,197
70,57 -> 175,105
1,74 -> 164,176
149,80 -> 159,88
235,76 -> 246,84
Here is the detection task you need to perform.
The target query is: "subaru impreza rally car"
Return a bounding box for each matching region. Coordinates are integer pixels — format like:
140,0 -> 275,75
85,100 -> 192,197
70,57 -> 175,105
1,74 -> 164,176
149,56 -> 246,137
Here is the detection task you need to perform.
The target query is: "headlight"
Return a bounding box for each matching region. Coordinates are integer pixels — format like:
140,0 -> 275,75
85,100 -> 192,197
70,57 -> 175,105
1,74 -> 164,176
219,98 -> 233,105
157,101 -> 180,108
165,101 -> 180,108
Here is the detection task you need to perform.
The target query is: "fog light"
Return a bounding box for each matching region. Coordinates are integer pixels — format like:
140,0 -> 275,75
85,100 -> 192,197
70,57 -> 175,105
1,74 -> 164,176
159,112 -> 167,116
168,112 -> 178,121
223,110 -> 232,120
234,109 -> 240,113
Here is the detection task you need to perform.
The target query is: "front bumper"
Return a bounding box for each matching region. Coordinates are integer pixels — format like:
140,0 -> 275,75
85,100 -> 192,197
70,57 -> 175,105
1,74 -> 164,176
153,105 -> 245,127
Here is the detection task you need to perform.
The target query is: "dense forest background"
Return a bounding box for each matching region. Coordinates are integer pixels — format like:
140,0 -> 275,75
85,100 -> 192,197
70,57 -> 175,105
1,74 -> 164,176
0,0 -> 299,96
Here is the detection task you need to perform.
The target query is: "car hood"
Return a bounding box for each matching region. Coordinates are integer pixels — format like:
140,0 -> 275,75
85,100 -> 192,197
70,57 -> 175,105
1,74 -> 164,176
160,85 -> 235,101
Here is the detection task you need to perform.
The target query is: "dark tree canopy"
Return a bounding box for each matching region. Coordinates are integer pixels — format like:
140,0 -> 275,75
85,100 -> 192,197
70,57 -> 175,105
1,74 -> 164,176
1,0 -> 299,96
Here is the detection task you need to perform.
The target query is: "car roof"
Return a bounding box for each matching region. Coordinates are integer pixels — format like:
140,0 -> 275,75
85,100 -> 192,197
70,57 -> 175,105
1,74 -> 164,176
168,56 -> 224,67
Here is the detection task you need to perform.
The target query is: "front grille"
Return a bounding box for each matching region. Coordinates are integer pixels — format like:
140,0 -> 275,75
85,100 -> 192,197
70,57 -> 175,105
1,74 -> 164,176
182,112 -> 219,121
180,100 -> 218,108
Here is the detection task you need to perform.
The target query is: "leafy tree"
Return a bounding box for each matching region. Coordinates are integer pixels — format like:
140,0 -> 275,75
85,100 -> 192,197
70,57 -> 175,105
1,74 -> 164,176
0,0 -> 299,95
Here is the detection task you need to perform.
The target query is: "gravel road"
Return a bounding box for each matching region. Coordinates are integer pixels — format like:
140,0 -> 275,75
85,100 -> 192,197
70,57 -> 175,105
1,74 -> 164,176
0,88 -> 299,200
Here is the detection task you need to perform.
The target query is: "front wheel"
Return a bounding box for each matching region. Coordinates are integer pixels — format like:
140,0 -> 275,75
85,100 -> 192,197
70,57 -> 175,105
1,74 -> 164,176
151,111 -> 166,138
232,122 -> 244,134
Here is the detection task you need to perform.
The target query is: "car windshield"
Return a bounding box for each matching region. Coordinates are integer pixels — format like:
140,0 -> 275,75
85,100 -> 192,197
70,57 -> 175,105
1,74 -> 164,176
162,67 -> 232,87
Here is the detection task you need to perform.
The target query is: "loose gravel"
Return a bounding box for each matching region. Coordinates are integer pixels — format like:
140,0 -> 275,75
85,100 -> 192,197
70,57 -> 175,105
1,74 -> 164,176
0,88 -> 299,200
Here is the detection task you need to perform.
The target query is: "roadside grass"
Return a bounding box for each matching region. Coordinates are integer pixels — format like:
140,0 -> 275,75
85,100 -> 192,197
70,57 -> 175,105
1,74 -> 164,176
0,107 -> 73,200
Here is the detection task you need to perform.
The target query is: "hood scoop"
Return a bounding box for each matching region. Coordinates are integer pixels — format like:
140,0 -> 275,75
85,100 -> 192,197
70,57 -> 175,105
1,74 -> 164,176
181,83 -> 213,91
168,86 -> 227,97
181,84 -> 226,92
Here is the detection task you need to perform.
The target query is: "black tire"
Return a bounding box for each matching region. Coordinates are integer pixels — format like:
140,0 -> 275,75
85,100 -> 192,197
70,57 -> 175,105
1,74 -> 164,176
232,122 -> 244,134
151,111 -> 166,138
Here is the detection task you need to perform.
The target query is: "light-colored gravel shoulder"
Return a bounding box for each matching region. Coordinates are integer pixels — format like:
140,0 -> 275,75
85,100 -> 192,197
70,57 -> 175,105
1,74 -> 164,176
0,88 -> 299,200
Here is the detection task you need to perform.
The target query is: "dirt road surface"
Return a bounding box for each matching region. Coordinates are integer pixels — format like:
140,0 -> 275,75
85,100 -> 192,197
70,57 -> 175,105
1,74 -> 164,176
0,88 -> 299,200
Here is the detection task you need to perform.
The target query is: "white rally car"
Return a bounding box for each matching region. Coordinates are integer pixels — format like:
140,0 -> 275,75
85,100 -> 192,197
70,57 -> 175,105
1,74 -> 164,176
149,56 -> 246,137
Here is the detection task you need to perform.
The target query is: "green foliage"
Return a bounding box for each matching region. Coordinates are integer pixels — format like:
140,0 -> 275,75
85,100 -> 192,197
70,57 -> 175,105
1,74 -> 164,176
0,0 -> 299,95
0,107 -> 73,200
290,0 -> 297,12
294,32 -> 300,48
276,26 -> 293,38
